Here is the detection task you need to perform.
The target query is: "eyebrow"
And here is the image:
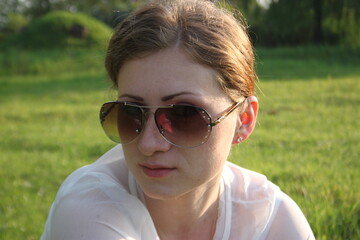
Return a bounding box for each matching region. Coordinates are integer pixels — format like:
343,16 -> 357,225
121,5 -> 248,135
161,92 -> 195,101
118,92 -> 196,102
118,94 -> 143,101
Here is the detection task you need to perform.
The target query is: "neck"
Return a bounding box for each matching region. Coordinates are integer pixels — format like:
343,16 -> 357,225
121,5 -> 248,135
144,177 -> 221,240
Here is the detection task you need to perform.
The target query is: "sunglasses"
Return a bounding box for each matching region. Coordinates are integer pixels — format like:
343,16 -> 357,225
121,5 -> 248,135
99,100 -> 244,148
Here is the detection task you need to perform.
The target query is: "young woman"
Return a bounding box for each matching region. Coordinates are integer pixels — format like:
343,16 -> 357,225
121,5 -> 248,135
41,1 -> 315,239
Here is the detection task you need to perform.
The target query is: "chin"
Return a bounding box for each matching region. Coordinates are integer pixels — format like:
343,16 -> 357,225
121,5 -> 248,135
139,181 -> 195,201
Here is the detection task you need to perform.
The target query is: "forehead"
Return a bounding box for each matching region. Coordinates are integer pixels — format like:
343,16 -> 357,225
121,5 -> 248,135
116,47 -> 227,101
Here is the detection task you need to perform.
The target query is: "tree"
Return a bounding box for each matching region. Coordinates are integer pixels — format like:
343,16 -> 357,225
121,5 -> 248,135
313,0 -> 324,44
322,0 -> 360,46
246,0 -> 360,46
23,0 -> 59,18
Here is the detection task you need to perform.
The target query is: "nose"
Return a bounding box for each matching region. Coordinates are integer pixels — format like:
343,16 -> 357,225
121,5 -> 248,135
137,112 -> 172,156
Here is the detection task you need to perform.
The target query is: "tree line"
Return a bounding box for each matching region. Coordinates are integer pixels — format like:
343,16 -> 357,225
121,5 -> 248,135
1,0 -> 359,47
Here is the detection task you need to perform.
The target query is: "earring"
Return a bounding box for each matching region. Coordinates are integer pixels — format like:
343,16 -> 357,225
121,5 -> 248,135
237,137 -> 243,143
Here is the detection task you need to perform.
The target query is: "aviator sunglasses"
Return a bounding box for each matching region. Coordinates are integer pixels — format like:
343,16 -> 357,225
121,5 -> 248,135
99,99 -> 245,148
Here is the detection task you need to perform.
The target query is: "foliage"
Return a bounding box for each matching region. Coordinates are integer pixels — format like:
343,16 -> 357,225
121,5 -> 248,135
254,0 -> 314,46
0,46 -> 359,239
323,5 -> 360,47
231,0 -> 360,47
0,13 -> 28,42
1,0 -> 359,47
3,13 -> 28,33
0,0 -> 141,28
1,11 -> 112,49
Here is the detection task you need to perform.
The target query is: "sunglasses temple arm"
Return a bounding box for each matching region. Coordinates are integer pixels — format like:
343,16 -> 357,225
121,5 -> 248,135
210,100 -> 245,127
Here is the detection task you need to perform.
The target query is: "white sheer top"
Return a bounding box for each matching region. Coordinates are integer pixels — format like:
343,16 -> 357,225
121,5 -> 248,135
41,146 -> 315,240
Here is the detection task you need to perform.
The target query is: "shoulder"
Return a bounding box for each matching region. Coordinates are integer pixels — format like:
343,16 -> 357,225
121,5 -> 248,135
41,145 -> 158,240
264,191 -> 315,240
223,162 -> 279,239
224,162 -> 279,201
52,145 -> 130,201
223,162 -> 314,239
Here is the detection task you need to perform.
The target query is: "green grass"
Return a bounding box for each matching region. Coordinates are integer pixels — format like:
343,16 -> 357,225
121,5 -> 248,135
0,46 -> 359,239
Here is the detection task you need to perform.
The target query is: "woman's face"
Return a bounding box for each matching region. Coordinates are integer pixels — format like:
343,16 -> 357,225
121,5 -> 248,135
117,47 -> 239,200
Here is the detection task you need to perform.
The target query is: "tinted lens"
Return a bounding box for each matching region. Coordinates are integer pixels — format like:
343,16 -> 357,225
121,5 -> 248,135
155,105 -> 211,147
100,102 -> 143,144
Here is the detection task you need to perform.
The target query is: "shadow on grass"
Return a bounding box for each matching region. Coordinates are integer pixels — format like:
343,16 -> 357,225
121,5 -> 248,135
1,46 -> 359,101
0,72 -> 112,102
255,46 -> 360,81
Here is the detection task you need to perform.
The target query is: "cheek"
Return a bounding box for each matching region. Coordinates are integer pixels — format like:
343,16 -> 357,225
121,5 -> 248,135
205,120 -> 236,160
122,146 -> 140,168
210,119 -> 236,147
206,138 -> 232,166
190,128 -> 233,173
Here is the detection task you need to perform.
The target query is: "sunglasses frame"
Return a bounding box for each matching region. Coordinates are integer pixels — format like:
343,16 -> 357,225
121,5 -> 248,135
100,99 -> 246,148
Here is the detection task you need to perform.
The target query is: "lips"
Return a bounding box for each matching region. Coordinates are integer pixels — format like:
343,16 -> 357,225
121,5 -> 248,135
139,164 -> 176,178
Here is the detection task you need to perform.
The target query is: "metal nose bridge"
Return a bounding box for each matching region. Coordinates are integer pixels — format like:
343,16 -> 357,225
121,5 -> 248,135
123,103 -> 174,135
138,104 -> 173,121
142,110 -> 157,130
143,110 -> 153,120
139,105 -> 172,133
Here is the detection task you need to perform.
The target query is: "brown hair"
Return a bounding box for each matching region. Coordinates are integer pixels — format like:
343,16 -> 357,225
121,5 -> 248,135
105,0 -> 256,101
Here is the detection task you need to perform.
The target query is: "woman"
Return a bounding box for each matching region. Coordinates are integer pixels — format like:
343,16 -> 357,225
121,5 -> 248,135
41,0 -> 315,239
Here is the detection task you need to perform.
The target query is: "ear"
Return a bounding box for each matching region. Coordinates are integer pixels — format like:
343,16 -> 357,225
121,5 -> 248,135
232,96 -> 259,144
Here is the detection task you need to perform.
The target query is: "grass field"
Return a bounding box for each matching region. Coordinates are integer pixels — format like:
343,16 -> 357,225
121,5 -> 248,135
0,46 -> 359,239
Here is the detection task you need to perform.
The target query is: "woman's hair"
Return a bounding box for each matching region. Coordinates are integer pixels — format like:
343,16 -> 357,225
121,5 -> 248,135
105,0 -> 256,101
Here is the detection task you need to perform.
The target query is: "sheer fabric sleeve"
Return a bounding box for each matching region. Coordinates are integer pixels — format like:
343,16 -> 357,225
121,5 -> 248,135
265,191 -> 315,240
40,170 -> 159,240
